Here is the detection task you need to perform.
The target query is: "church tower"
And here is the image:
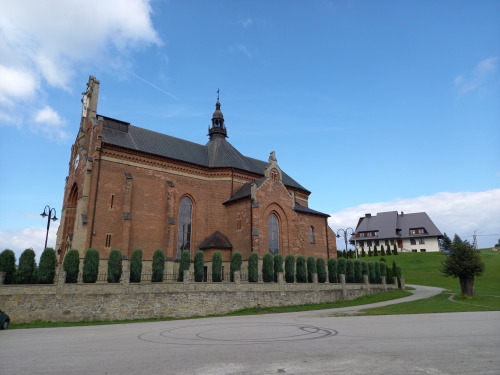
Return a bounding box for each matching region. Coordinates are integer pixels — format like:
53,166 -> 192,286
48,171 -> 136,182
208,90 -> 227,140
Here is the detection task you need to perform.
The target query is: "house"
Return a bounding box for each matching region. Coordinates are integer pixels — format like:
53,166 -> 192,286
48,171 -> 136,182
352,211 -> 442,253
55,76 -> 337,272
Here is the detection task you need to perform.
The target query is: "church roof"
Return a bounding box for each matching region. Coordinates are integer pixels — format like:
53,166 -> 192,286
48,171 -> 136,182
100,115 -> 308,192
199,231 -> 233,250
293,203 -> 330,217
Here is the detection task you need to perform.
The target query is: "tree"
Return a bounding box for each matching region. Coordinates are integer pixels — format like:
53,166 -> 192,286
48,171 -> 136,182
373,245 -> 379,257
230,251 -> 242,282
441,234 -> 485,296
0,249 -> 16,284
345,260 -> 355,283
440,232 -> 453,252
177,250 -> 190,282
130,248 -> 143,283
380,245 -> 386,256
386,245 -> 391,256
368,247 -> 373,257
285,254 -> 295,283
64,249 -> 80,283
212,251 -> 222,282
316,257 -> 326,283
107,249 -> 122,283
248,252 -> 259,282
194,250 -> 204,282
353,260 -> 362,283
495,238 -> 500,247
17,249 -> 37,284
152,248 -> 165,282
296,255 -> 307,283
273,254 -> 283,282
306,256 -> 316,283
393,243 -> 398,255
38,247 -> 57,284
368,262 -> 376,284
82,248 -> 99,283
262,253 -> 274,282
361,247 -> 366,257
337,258 -> 346,276
327,258 -> 337,283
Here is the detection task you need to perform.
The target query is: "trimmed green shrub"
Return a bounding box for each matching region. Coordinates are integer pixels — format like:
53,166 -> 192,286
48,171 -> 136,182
273,254 -> 283,282
379,257 -> 386,263
374,261 -> 381,284
353,259 -> 362,283
368,248 -> 373,257
177,250 -> 190,282
361,261 -> 368,277
361,247 -> 366,257
379,261 -> 387,281
212,251 -> 222,282
0,249 -> 16,284
248,252 -> 259,282
336,251 -> 343,258
17,248 -> 37,284
386,246 -> 392,255
152,248 -> 165,282
345,259 -> 355,283
38,247 -> 57,284
130,248 -> 143,283
386,265 -> 394,283
373,245 -> 379,257
327,258 -> 337,283
262,253 -> 274,282
194,250 -> 204,282
285,254 -> 295,283
393,244 -> 398,255
306,256 -> 316,283
107,249 -> 122,283
368,262 -> 376,284
342,250 -> 347,258
380,245 -> 386,256
64,249 -> 80,283
337,258 -> 346,276
82,248 -> 99,283
230,251 -> 242,282
296,255 -> 307,283
316,257 -> 326,283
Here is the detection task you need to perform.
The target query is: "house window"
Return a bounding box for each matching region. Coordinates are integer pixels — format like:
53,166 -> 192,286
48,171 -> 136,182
268,213 -> 279,255
375,240 -> 380,246
367,241 -> 372,247
390,239 -> 395,245
410,238 -> 416,245
360,233 -> 365,237
385,240 -> 389,246
412,249 -> 418,253
177,197 -> 192,259
419,238 -> 425,244
420,249 -> 426,252
358,240 -> 364,247
105,233 -> 111,248
309,226 -> 315,243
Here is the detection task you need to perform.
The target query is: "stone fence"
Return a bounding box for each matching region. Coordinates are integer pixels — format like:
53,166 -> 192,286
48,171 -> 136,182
0,271 -> 401,324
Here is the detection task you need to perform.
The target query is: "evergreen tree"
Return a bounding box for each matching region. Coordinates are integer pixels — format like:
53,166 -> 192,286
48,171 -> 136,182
345,259 -> 355,283
194,250 -> 204,282
374,262 -> 381,283
130,248 -> 143,282
373,245 -> 379,257
296,255 -> 307,283
273,254 -> 283,282
306,256 -> 316,283
361,247 -> 366,257
440,232 -> 453,252
380,245 -> 386,256
393,243 -> 398,255
248,252 -> 259,282
0,249 -> 16,284
212,251 -> 222,282
17,248 -> 37,284
107,249 -> 122,283
64,249 -> 80,283
316,257 -> 326,283
230,251 -> 242,282
285,254 -> 295,283
379,261 -> 387,281
262,253 -> 274,282
353,259 -> 362,283
368,262 -> 376,283
177,250 -> 190,282
38,247 -> 57,284
327,258 -> 337,283
82,248 -> 99,283
386,245 -> 392,256
361,261 -> 368,279
337,258 -> 346,276
152,248 -> 165,282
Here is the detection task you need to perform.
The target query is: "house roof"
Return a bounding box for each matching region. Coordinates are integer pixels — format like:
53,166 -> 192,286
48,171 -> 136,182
100,115 -> 309,192
199,231 -> 233,250
353,211 -> 442,240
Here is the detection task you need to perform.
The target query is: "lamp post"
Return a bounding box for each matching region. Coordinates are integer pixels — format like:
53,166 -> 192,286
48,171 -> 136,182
40,205 -> 58,250
336,227 -> 355,259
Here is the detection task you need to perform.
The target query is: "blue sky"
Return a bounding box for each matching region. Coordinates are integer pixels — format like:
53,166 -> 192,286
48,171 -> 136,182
1,0 -> 499,259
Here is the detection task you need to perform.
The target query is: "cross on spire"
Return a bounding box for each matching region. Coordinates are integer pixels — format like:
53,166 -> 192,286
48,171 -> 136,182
217,88 -> 220,101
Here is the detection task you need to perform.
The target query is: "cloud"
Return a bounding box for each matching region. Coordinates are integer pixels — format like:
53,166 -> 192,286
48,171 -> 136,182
328,189 -> 500,250
0,225 -> 58,262
0,0 -> 161,137
32,106 -> 70,141
234,44 -> 254,58
237,17 -> 253,28
454,57 -> 500,96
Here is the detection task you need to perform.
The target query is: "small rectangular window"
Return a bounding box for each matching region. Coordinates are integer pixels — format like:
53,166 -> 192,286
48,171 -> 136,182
419,238 -> 425,244
105,233 -> 112,248
367,240 -> 372,247
420,249 -> 426,252
410,238 -> 416,245
110,194 -> 115,209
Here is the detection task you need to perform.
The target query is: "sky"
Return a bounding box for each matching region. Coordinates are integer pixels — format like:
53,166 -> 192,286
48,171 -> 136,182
1,0 -> 499,261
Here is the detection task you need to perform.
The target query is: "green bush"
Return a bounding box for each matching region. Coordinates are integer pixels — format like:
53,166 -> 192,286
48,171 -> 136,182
393,244 -> 398,255
368,248 -> 373,257
262,253 -> 274,282
285,254 -> 295,283
379,261 -> 387,281
327,258 -> 337,283
230,251 -> 242,282
354,259 -> 362,283
296,255 -> 307,283
64,249 -> 80,283
361,261 -> 368,277
152,248 -> 165,282
212,251 -> 222,282
273,254 -> 283,282
386,246 -> 392,255
82,248 -> 99,283
316,257 -> 326,283
361,247 -> 366,257
177,250 -> 190,282
194,250 -> 204,282
306,256 -> 316,283
368,262 -> 376,284
17,248 -> 37,284
0,249 -> 16,284
336,251 -> 343,258
374,262 -> 381,284
345,259 -> 355,283
130,248 -> 143,283
107,249 -> 122,283
248,252 -> 259,282
380,245 -> 386,256
337,258 -> 346,276
38,247 -> 57,284
373,245 -> 379,257
386,265 -> 394,283
379,257 -> 386,263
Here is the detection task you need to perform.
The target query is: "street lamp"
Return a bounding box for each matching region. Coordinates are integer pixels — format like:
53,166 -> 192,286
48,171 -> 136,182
336,227 -> 355,259
40,205 -> 58,250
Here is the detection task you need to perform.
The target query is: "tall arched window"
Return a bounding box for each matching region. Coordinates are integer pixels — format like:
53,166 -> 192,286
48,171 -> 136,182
177,197 -> 192,259
309,226 -> 315,244
268,213 -> 279,255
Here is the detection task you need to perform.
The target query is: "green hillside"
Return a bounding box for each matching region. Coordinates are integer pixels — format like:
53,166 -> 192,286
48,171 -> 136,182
358,249 -> 499,295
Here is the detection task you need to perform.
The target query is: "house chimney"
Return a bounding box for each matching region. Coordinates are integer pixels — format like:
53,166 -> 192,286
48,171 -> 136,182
365,213 -> 371,218
400,211 -> 404,216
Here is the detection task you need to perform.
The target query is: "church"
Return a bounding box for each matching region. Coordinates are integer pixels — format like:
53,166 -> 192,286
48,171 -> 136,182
55,76 -> 337,271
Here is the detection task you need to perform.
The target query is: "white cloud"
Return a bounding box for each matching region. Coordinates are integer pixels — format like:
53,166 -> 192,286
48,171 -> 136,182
328,189 -> 500,250
454,57 -> 500,96
0,0 -> 161,136
32,106 -> 70,141
0,225 -> 58,263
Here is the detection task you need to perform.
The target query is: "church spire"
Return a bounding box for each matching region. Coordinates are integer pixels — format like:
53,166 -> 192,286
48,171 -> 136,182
208,89 -> 227,140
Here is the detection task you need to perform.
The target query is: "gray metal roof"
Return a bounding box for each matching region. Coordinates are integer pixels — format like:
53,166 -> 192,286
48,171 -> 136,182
353,211 -> 442,239
293,203 -> 330,217
100,116 -> 308,192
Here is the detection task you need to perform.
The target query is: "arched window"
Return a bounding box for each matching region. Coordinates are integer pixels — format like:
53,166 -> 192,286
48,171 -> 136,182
177,197 -> 192,259
309,226 -> 315,244
268,213 -> 279,255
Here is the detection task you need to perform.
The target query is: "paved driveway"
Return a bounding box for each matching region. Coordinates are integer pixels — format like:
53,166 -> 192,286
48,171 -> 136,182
1,285 -> 498,375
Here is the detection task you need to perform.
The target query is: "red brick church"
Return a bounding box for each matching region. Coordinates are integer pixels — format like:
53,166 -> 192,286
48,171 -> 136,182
56,76 -> 336,270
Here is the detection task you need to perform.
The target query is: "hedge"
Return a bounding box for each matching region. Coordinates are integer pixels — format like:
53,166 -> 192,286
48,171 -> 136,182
345,259 -> 355,283
230,251 -> 242,282
130,248 -> 143,283
152,248 -> 165,282
82,248 -> 99,283
194,250 -> 204,282
285,254 -> 295,283
273,254 -> 283,282
296,255 -> 307,283
248,252 -> 259,282
212,251 -> 222,282
374,261 -> 381,284
38,247 -> 57,284
17,248 -> 37,284
316,257 -> 326,283
107,249 -> 122,283
64,249 -> 80,283
337,258 -> 346,276
327,258 -> 337,283
353,259 -> 362,283
306,256 -> 316,283
177,250 -> 190,282
0,249 -> 16,284
262,253 -> 274,282
368,262 -> 376,284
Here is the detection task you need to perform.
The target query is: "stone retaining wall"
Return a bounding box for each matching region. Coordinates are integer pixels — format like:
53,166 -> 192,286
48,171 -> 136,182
0,274 -> 398,323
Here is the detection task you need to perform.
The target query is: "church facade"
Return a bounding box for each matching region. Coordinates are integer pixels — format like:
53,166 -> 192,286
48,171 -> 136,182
55,76 -> 336,270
